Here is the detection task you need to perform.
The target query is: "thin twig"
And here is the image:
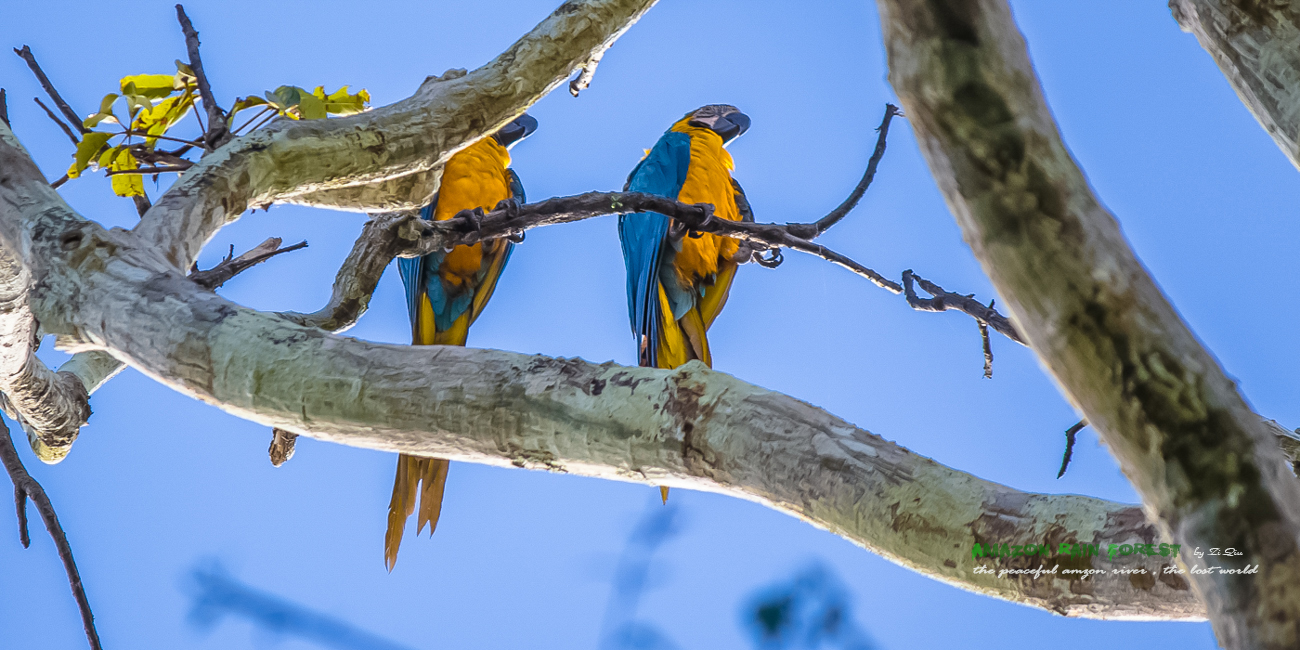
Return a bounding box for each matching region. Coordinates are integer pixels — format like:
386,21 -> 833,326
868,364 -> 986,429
189,237 -> 308,290
123,129 -> 206,148
569,52 -> 603,97
268,428 -> 298,467
1057,420 -> 1087,478
175,5 -> 230,150
13,484 -> 28,547
105,163 -> 194,176
231,106 -> 272,135
978,305 -> 993,379
50,175 -> 69,189
33,97 -> 79,144
901,270 -> 1023,345
0,89 -> 9,126
13,46 -> 86,134
787,104 -> 902,239
132,194 -> 153,218
0,419 -> 102,650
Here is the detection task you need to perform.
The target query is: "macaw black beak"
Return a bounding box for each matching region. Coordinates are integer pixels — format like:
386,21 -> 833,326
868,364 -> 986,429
492,113 -> 539,148
713,111 -> 750,143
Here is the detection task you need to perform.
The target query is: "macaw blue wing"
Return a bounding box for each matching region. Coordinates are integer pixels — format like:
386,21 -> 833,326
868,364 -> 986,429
618,131 -> 692,367
397,202 -> 440,336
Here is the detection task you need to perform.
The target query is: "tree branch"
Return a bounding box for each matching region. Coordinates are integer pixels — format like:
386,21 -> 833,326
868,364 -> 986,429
133,0 -> 660,272
0,114 -> 1211,620
12,46 -> 86,135
879,0 -> 1300,646
1171,1 -> 1300,170
0,419 -> 101,650
56,0 -> 659,403
175,4 -> 229,151
188,238 -> 308,290
902,270 -> 1024,344
33,97 -> 79,145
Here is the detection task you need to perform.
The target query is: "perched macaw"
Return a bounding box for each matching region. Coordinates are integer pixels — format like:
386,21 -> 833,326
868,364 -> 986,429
385,113 -> 537,570
618,104 -> 752,501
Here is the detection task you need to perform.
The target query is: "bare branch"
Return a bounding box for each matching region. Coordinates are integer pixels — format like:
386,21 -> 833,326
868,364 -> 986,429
132,194 -> 152,218
175,4 -> 229,150
978,306 -> 993,379
12,46 -> 86,135
902,270 -> 1023,344
188,237 -> 307,290
33,97 -> 78,145
569,55 -> 603,97
880,0 -> 1300,644
105,163 -> 194,176
0,89 -> 7,126
1172,1 -> 1300,170
1057,420 -> 1087,479
268,428 -> 298,467
133,0 -> 660,272
787,104 -> 902,239
1,109 -> 1297,620
0,419 -> 101,650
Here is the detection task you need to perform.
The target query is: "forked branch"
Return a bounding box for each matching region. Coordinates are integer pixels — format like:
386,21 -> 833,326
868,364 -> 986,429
0,420 -> 100,650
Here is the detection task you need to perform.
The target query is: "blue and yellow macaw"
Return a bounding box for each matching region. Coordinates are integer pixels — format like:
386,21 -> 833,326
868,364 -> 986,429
619,104 -> 752,500
386,113 -> 537,570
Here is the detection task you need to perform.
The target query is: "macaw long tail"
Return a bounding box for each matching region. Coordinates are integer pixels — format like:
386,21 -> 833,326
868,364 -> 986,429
384,455 -> 450,571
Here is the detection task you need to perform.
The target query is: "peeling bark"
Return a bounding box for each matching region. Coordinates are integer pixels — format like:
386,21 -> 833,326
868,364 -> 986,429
58,0 -> 658,401
1171,0 -> 1300,170
133,0 -> 659,272
877,0 -> 1300,646
0,114 -> 1205,620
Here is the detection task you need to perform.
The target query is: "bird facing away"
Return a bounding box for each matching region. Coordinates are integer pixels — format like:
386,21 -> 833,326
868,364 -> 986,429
618,104 -> 753,501
386,113 -> 538,571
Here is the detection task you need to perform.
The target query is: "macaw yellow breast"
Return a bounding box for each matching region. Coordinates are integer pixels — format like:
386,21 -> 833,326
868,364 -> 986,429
668,118 -> 741,289
433,137 -> 513,287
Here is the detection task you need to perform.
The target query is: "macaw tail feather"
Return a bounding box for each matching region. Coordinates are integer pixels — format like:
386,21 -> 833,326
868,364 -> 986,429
384,455 -> 450,571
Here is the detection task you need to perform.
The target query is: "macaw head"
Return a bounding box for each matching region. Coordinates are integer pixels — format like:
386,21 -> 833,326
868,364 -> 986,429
492,113 -> 539,149
686,104 -> 750,145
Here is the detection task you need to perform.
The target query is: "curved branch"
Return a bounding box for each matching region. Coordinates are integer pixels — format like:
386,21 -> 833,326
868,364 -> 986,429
0,134 -> 1204,618
133,0 -> 659,272
1171,1 -> 1300,170
879,0 -> 1300,645
0,419 -> 101,649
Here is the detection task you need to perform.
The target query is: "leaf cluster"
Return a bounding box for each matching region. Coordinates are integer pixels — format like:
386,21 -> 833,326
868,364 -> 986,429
64,62 -> 369,201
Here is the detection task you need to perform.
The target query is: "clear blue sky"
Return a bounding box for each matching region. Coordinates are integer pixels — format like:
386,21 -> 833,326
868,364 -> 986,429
3,1 -> 1298,648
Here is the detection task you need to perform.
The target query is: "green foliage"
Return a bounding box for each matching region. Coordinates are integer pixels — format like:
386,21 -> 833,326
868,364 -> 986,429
228,85 -> 370,123
64,58 -> 369,203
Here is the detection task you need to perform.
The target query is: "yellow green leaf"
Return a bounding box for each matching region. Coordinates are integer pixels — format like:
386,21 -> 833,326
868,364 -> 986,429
123,93 -> 151,121
67,132 -> 113,179
133,93 -> 195,144
228,95 -> 269,125
175,60 -> 196,82
311,85 -> 370,116
106,148 -> 144,198
97,144 -> 123,170
82,93 -> 120,128
296,91 -> 326,120
120,74 -> 175,100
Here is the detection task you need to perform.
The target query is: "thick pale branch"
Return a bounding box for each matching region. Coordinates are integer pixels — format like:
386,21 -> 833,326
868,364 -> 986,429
0,134 -> 89,462
133,0 -> 659,272
1171,1 -> 1300,170
0,116 -> 1206,619
878,0 -> 1300,646
56,0 -> 657,404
